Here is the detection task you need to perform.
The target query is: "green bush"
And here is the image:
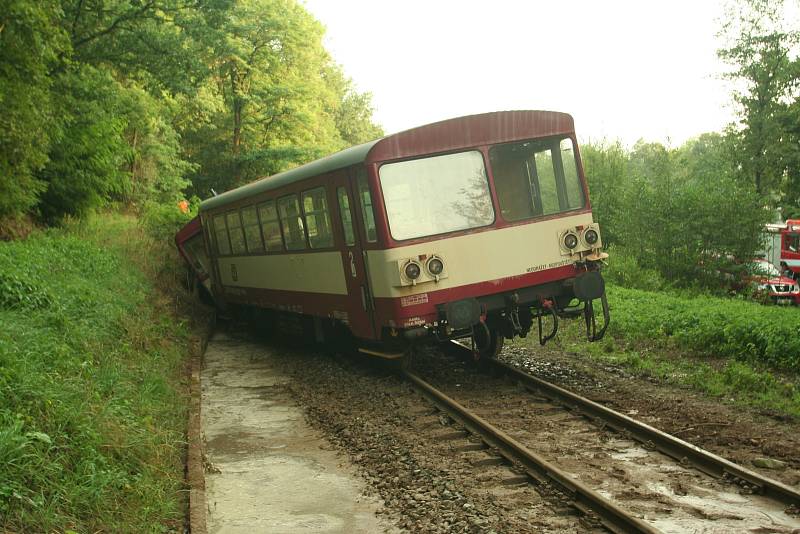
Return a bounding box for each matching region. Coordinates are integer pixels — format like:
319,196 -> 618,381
603,245 -> 669,291
139,199 -> 197,244
607,283 -> 800,371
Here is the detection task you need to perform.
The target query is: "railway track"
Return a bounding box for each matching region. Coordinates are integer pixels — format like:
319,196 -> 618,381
401,342 -> 800,533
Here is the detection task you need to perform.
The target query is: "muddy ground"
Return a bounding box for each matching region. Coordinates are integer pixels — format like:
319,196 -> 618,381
225,327 -> 800,533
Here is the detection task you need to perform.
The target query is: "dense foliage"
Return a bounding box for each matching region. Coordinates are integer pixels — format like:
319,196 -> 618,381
583,134 -> 772,287
718,0 -> 800,213
0,215 -> 189,531
607,284 -> 800,372
0,0 -> 382,223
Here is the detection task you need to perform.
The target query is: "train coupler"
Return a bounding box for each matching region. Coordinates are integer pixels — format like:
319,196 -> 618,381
501,293 -> 532,339
535,299 -> 558,346
583,292 -> 610,342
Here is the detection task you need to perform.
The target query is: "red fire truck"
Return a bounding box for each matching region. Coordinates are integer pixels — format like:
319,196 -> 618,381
778,219 -> 800,280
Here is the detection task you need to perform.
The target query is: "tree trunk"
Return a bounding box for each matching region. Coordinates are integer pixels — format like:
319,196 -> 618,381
229,66 -> 243,185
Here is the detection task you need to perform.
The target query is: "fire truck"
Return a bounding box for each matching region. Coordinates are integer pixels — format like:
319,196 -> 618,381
765,219 -> 800,281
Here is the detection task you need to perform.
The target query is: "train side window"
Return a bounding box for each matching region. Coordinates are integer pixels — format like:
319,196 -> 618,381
336,187 -> 356,246
277,195 -> 307,250
241,205 -> 264,253
212,214 -> 231,256
560,139 -> 585,210
534,150 -> 560,215
356,170 -> 377,243
302,187 -> 334,249
226,211 -> 246,255
257,200 -> 284,251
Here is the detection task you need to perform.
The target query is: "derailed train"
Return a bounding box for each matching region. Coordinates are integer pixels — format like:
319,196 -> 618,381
176,111 -> 609,359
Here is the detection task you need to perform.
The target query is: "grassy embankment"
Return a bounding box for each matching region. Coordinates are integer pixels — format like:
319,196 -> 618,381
515,284 -> 800,417
0,213 -> 198,533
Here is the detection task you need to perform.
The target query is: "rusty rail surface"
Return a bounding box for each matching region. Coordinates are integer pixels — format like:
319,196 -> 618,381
402,369 -> 659,534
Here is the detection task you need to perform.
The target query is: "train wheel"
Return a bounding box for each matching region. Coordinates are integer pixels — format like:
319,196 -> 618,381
473,324 -> 504,361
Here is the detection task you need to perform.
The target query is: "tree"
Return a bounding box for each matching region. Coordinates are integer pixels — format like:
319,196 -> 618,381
0,0 -> 69,218
117,86 -> 195,205
36,67 -> 130,222
718,0 -> 800,200
183,0 -> 382,198
0,0 -> 383,221
581,140 -> 628,244
326,66 -> 384,146
582,137 -> 771,287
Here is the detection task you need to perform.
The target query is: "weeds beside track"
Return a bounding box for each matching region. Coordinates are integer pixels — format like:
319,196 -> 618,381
0,213 -> 197,533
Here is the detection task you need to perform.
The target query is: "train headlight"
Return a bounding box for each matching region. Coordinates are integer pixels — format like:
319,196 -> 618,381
584,229 -> 599,246
564,233 -> 579,250
404,260 -> 422,280
426,256 -> 444,276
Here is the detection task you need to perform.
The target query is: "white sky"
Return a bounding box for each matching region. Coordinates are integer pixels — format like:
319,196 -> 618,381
302,0 -> 740,147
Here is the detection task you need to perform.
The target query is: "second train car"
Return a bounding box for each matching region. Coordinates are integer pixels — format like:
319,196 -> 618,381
177,110 -> 609,359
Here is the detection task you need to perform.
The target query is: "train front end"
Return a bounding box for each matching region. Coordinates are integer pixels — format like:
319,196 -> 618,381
365,112 -> 608,358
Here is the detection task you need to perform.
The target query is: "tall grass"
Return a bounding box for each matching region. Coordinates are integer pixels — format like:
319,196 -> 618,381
0,213 -> 191,532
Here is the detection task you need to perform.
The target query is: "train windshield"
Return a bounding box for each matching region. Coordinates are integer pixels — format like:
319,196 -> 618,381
379,150 -> 495,240
490,136 -> 584,222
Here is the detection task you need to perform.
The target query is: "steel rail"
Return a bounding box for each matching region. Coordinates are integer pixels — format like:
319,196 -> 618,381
402,369 -> 660,534
475,353 -> 800,508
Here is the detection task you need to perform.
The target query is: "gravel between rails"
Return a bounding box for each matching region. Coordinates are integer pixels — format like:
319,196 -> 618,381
260,337 -> 591,533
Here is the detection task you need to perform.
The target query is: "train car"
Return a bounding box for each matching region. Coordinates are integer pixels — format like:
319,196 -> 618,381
175,216 -> 214,305
178,111 -> 609,359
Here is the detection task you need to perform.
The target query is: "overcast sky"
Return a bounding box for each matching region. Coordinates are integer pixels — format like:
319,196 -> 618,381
302,0 -> 743,147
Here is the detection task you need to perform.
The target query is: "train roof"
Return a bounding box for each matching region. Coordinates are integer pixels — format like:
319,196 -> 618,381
200,110 -> 574,213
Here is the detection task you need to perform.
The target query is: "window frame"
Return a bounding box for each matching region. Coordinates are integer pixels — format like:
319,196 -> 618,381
356,169 -> 378,243
301,186 -> 335,250
257,199 -> 285,253
336,186 -> 356,247
212,213 -> 232,256
489,135 -> 586,224
377,149 -> 496,242
277,193 -> 308,251
225,210 -> 247,256
240,205 -> 264,254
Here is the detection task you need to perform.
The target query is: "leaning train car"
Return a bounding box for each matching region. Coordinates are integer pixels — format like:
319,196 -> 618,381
175,216 -> 214,305
178,110 -> 609,359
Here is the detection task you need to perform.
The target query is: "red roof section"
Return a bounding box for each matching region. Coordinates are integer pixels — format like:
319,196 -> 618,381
367,110 -> 575,164
175,216 -> 201,246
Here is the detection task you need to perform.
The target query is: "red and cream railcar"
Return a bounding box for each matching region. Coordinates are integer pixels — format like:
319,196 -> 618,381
181,111 -> 609,357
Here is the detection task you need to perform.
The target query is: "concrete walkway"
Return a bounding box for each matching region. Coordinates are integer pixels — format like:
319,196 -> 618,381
202,332 -> 391,533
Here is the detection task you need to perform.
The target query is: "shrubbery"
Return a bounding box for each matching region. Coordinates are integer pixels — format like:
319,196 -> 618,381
140,199 -> 198,243
584,136 -> 772,290
602,245 -> 669,291
607,284 -> 800,371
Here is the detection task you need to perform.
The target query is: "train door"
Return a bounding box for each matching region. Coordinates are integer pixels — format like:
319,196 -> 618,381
330,171 -> 377,340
